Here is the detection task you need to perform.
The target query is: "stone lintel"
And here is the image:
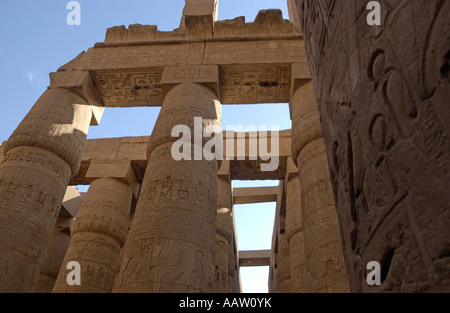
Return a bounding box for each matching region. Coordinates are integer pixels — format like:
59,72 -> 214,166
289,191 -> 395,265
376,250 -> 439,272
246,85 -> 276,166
160,65 -> 219,97
85,159 -> 140,198
239,250 -> 271,267
233,186 -> 278,205
49,70 -> 104,126
70,131 -> 291,184
66,39 -> 305,107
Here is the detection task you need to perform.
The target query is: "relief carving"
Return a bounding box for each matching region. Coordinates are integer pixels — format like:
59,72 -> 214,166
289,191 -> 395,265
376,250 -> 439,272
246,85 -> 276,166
296,0 -> 450,292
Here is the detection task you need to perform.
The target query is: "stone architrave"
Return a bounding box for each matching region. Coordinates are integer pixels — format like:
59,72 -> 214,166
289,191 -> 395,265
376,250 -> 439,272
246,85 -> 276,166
296,0 -> 450,292
0,72 -> 100,292
114,78 -> 222,292
291,80 -> 350,293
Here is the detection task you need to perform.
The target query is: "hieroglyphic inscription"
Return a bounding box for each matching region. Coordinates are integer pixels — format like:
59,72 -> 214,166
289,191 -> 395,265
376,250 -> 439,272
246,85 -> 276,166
0,148 -> 69,292
220,65 -> 291,104
92,69 -> 164,107
297,0 -> 450,292
1,147 -> 71,185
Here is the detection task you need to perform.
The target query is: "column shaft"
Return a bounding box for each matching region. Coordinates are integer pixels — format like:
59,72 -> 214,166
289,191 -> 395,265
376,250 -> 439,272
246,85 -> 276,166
53,177 -> 132,293
114,83 -> 221,293
270,253 -> 281,293
291,81 -> 350,293
277,230 -> 291,292
34,217 -> 72,293
215,176 -> 233,293
285,175 -> 307,292
0,88 -> 92,292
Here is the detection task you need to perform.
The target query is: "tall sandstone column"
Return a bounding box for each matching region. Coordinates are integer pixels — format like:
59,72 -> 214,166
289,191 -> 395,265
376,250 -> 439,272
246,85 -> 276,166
215,174 -> 233,293
53,160 -> 136,293
291,80 -> 350,293
296,0 -> 450,292
285,159 -> 307,293
277,215 -> 292,293
269,252 -> 281,293
0,71 -> 101,292
114,77 -> 222,292
34,217 -> 73,293
35,186 -> 83,293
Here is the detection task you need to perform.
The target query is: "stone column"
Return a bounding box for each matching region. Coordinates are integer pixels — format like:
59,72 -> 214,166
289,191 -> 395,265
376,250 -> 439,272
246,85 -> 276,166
215,162 -> 233,293
34,217 -> 72,293
35,187 -> 83,293
229,237 -> 239,293
291,78 -> 350,293
269,252 -> 280,293
114,67 -> 222,293
277,215 -> 291,293
0,71 -> 102,292
53,160 -> 137,293
285,158 -> 307,293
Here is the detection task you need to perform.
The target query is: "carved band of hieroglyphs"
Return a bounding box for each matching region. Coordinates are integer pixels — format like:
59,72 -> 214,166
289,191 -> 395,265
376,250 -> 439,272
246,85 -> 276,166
53,233 -> 120,293
92,69 -> 164,107
0,157 -> 67,292
162,66 -> 218,83
220,65 -> 291,104
1,147 -> 71,186
91,64 -> 294,106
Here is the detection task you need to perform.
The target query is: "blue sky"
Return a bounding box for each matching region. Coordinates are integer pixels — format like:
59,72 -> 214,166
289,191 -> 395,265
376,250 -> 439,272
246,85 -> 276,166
0,0 -> 291,293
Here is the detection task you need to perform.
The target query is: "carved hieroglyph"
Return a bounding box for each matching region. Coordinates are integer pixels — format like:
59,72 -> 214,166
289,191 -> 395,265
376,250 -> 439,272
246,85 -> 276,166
291,81 -> 350,293
114,83 -> 221,292
0,88 -> 93,292
296,0 -> 450,292
53,178 -> 132,293
220,65 -> 291,104
92,69 -> 164,107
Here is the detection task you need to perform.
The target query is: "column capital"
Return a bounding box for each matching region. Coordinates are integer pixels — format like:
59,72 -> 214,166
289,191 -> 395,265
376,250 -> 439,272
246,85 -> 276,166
85,159 -> 140,199
49,70 -> 104,126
